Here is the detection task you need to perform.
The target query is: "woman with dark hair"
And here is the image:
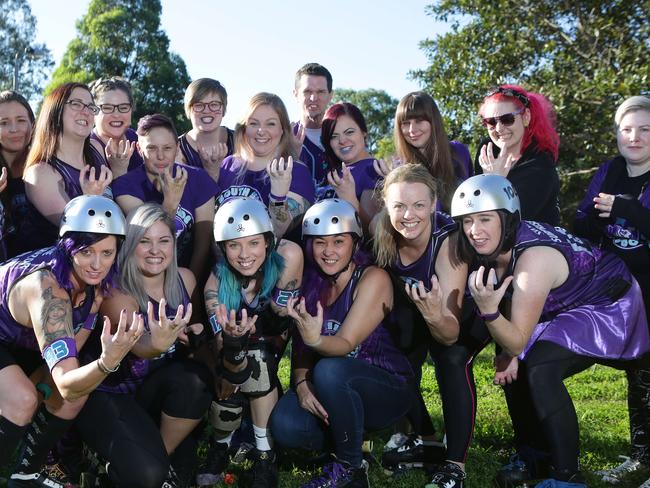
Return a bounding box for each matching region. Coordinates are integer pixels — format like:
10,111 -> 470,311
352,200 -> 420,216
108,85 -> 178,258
22,83 -> 112,253
452,174 -> 650,488
112,113 -> 219,283
270,199 -> 413,488
75,202 -> 211,488
177,78 -> 234,183
217,92 -> 315,239
89,76 -> 143,177
199,197 -> 302,488
476,85 -> 560,225
0,90 -> 35,259
0,195 -> 143,487
574,95 -> 650,487
320,102 -> 382,229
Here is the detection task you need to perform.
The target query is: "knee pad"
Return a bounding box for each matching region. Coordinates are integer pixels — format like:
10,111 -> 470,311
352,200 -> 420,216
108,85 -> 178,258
240,342 -> 278,396
208,394 -> 244,434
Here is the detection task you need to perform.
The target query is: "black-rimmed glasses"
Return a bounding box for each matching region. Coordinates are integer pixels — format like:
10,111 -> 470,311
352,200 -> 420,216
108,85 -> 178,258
99,103 -> 132,114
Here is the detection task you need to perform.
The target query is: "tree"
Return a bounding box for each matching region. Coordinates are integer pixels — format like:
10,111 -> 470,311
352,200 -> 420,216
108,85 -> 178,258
0,0 -> 53,100
411,1 -> 650,171
332,88 -> 399,154
47,0 -> 191,131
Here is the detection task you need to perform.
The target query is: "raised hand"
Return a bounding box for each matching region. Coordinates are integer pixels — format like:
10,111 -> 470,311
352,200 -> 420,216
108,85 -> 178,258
80,165 -> 113,196
478,142 -> 517,177
99,309 -> 145,370
215,304 -> 258,338
105,138 -> 135,177
290,122 -> 306,157
159,165 -> 187,214
147,299 -> 193,353
467,266 -> 513,317
405,275 -> 444,327
287,296 -> 323,347
373,158 -> 397,178
593,192 -> 616,218
326,163 -> 358,206
266,156 -> 293,199
197,142 -> 227,182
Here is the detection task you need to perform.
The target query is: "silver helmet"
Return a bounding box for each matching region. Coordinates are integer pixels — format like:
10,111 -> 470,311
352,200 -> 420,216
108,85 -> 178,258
59,196 -> 126,237
302,199 -> 363,239
451,174 -> 520,218
213,197 -> 275,244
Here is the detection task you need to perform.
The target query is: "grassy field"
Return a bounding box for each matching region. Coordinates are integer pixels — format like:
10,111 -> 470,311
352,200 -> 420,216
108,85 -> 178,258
1,346 -> 647,488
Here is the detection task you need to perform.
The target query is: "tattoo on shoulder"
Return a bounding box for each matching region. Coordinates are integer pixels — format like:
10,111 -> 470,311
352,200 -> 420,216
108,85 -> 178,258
283,279 -> 298,290
38,287 -> 73,346
204,288 -> 220,312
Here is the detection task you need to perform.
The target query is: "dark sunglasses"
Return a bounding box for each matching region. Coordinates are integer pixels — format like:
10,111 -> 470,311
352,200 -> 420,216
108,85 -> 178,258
486,86 -> 530,107
481,108 -> 524,128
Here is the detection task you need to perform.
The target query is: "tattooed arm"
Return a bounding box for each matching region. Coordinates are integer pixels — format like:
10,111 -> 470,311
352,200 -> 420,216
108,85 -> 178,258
270,240 -> 304,317
268,193 -> 310,238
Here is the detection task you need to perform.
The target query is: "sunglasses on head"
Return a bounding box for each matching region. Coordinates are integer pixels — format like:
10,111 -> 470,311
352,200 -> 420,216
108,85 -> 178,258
487,87 -> 530,107
481,108 -> 524,128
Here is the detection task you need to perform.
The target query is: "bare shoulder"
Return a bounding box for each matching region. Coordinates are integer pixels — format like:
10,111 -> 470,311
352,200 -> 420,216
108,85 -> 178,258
178,267 -> 197,294
277,239 -> 303,263
24,162 -> 60,185
100,285 -> 139,317
358,266 -> 391,293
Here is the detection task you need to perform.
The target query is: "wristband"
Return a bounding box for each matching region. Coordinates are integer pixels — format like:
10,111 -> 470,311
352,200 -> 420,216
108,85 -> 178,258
43,337 -> 78,371
477,309 -> 501,322
272,287 -> 301,307
36,382 -> 53,401
97,355 -> 120,374
209,314 -> 223,335
222,331 -> 250,366
269,192 -> 287,202
294,378 -> 310,389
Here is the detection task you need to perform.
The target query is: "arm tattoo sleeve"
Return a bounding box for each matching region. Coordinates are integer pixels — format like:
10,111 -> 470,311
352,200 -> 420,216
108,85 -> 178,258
38,286 -> 73,347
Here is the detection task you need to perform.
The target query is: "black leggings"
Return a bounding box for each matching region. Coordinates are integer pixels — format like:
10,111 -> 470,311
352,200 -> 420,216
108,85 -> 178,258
76,359 -> 212,488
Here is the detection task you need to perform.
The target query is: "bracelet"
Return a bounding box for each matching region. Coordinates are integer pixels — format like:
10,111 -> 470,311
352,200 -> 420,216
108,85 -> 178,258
294,378 -> 310,389
477,309 -> 501,322
97,356 -> 120,374
269,192 -> 287,202
303,336 -> 322,348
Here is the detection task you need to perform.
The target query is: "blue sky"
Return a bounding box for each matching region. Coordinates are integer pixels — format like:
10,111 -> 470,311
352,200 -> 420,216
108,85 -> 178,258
29,0 -> 449,127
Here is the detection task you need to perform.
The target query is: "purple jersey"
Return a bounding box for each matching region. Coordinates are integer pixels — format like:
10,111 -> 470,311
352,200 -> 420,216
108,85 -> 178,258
295,266 -> 413,378
5,177 -> 29,258
112,163 -> 219,267
21,151 -> 110,253
391,212 -> 457,289
178,129 -> 234,168
295,125 -> 328,187
216,156 -> 316,207
90,128 -> 143,172
511,221 -> 650,361
317,158 -> 381,202
0,247 -> 96,351
91,274 -> 191,394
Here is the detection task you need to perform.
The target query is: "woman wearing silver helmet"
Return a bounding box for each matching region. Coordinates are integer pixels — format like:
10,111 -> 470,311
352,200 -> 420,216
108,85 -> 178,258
0,195 -> 144,487
73,202 -> 212,488
451,174 -> 650,488
200,197 -> 303,487
270,198 -> 414,488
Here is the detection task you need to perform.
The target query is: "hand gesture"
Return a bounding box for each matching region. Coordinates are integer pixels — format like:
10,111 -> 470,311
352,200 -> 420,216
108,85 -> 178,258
147,299 -> 192,353
159,165 -> 187,212
405,275 -> 444,327
493,353 -> 519,385
0,167 -> 7,193
287,297 -> 323,347
373,158 -> 394,178
290,122 -> 306,157
198,142 -> 227,182
593,192 -> 616,219
80,165 -> 113,196
215,304 -> 258,338
266,156 -> 293,198
105,138 -> 135,177
478,142 -> 517,177
467,266 -> 513,317
296,380 -> 329,425
99,309 -> 145,369
326,163 -> 358,206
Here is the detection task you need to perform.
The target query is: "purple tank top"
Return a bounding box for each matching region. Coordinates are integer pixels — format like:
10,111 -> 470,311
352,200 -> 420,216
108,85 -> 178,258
178,129 -> 234,168
512,221 -> 650,360
90,128 -> 143,172
0,247 -> 96,351
92,274 -> 191,394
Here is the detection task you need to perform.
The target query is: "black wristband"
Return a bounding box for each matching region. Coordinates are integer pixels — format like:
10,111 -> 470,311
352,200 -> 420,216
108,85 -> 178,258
294,378 -> 310,389
222,331 -> 250,366
219,359 -> 252,385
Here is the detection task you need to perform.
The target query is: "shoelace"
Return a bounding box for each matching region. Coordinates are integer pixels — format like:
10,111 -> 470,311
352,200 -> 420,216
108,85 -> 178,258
302,462 -> 350,488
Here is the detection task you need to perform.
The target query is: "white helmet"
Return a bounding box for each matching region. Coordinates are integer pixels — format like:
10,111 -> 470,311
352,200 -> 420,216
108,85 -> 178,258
451,174 -> 520,218
302,199 -> 362,239
214,197 -> 275,244
59,196 -> 126,237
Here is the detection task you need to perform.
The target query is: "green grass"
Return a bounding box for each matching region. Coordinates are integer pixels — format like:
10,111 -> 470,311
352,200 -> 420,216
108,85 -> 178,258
1,347 -> 647,487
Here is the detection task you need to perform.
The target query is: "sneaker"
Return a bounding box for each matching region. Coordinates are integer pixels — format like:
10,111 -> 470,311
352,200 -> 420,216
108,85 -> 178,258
383,432 -> 409,451
196,440 -> 229,487
301,459 -> 369,488
595,455 -> 641,483
161,466 -> 179,488
231,441 -> 254,465
425,461 -> 466,488
8,463 -> 76,488
381,434 -> 446,472
250,449 -> 278,488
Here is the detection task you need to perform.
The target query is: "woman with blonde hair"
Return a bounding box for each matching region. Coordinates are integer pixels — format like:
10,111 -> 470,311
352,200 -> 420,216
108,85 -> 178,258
217,92 -> 315,239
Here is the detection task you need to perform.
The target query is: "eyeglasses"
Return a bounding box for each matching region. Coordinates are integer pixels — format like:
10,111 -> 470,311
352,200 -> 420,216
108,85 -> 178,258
66,100 -> 100,115
192,101 -> 224,113
486,87 -> 530,107
481,108 -> 524,128
98,103 -> 132,114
